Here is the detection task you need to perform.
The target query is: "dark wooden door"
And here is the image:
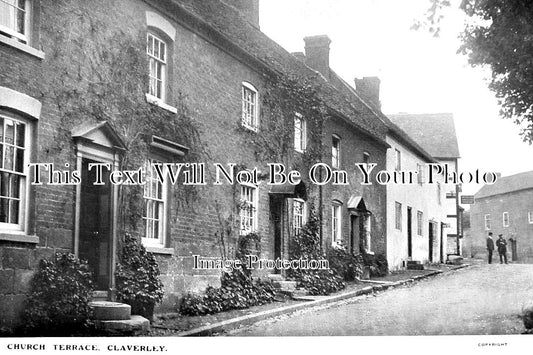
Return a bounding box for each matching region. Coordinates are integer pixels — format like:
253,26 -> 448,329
79,158 -> 111,289
407,207 -> 412,258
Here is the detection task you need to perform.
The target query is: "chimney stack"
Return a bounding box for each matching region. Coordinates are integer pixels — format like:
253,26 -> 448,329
222,0 -> 260,29
304,35 -> 332,80
354,77 -> 381,108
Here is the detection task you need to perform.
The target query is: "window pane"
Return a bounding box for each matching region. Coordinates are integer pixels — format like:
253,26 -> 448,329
4,146 -> 14,171
5,119 -> 14,145
9,199 -> 18,224
16,121 -> 25,147
15,148 -> 23,173
0,172 -> 7,197
0,197 -> 8,222
9,174 -> 19,198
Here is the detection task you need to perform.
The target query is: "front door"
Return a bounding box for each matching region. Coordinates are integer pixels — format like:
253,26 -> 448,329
428,222 -> 434,263
407,207 -> 412,258
350,214 -> 360,254
271,196 -> 283,274
78,158 -> 112,290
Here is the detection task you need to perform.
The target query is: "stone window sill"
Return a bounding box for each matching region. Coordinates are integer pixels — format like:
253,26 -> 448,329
145,94 -> 178,114
0,34 -> 45,60
0,232 -> 39,244
145,246 -> 174,255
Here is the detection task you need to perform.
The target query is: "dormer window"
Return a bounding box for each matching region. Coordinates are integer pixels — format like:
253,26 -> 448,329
0,0 -> 30,44
242,82 -> 258,131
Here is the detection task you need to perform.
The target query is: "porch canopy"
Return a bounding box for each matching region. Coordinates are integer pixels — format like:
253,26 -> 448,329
347,195 -> 371,214
268,180 -> 307,200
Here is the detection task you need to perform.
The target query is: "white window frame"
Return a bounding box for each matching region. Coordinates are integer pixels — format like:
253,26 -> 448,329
363,152 -> 370,164
502,212 -> 509,227
529,212 -> 533,224
241,82 -> 259,131
239,182 -> 258,235
395,149 -> 401,171
292,198 -> 306,235
395,202 -> 402,231
417,163 -> 425,184
0,0 -> 30,44
417,211 -> 423,236
147,32 -> 167,102
0,114 -> 30,233
484,214 -> 491,231
142,159 -> 168,247
363,215 -> 372,253
332,135 -> 341,169
331,202 -> 342,245
294,113 -> 306,153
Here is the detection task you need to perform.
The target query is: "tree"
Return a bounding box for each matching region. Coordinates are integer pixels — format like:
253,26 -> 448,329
415,0 -> 533,143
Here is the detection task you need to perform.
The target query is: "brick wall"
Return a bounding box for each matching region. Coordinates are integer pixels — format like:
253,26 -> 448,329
470,189 -> 533,262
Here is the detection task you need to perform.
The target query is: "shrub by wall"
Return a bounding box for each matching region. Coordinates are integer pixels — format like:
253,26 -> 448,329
19,253 -> 95,336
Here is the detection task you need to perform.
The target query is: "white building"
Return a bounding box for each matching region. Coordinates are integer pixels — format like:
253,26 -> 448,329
383,120 -> 448,269
389,113 -> 462,256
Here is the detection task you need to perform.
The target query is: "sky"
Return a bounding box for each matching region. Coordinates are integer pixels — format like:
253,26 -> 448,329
259,0 -> 533,196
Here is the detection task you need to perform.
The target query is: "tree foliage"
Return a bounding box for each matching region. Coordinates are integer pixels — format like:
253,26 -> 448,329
459,0 -> 533,142
416,0 -> 533,142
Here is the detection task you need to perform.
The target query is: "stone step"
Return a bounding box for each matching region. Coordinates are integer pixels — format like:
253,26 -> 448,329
290,288 -> 309,298
406,260 -> 422,265
92,290 -> 109,302
267,274 -> 284,281
407,263 -> 424,270
272,280 -> 297,292
90,301 -> 131,321
95,315 -> 150,336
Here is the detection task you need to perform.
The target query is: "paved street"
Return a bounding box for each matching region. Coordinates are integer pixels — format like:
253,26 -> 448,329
231,263 -> 533,336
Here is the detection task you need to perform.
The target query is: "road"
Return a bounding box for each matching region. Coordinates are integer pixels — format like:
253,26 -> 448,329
230,263 -> 533,336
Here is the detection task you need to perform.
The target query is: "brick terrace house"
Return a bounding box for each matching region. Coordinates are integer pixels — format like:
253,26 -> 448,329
331,77 -> 448,269
470,171 -> 533,262
389,113 -> 463,256
0,0 -> 394,329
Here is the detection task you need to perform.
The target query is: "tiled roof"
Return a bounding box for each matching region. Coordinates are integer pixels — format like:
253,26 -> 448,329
388,113 -> 460,159
328,71 -> 436,163
475,171 -> 533,199
165,0 -> 389,142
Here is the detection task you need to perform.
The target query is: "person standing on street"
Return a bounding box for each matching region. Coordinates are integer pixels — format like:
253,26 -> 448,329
496,234 -> 508,264
486,232 -> 495,264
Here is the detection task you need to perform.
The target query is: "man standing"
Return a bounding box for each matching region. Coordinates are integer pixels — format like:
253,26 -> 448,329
486,232 -> 495,264
496,234 -> 508,264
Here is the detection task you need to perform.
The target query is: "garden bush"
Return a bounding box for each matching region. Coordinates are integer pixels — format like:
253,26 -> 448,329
362,252 -> 389,277
287,213 -> 346,295
20,253 -> 95,336
327,245 -> 365,281
115,234 -> 164,320
179,268 -> 276,316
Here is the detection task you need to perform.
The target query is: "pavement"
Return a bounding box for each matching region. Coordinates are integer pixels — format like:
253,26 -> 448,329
231,261 -> 533,336
149,261 -> 471,336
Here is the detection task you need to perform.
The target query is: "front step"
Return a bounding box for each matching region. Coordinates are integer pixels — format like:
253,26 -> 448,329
92,290 -> 109,302
89,301 -> 150,335
267,274 -> 284,282
272,280 -> 297,292
95,316 -> 150,336
290,288 -> 309,298
90,301 -> 131,321
406,260 -> 424,270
